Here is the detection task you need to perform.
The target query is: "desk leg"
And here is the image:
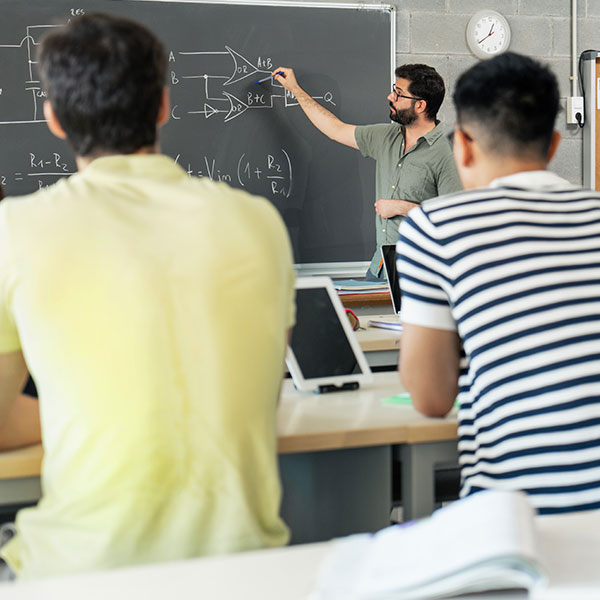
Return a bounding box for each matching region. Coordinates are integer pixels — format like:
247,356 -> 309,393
278,446 -> 391,545
397,441 -> 459,521
0,477 -> 41,506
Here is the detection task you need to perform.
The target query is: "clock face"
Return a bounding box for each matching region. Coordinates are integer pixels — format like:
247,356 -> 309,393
467,11 -> 511,60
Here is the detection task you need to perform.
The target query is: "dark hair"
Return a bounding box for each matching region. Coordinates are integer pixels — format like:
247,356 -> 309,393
453,52 -> 559,159
395,64 -> 445,121
38,13 -> 167,157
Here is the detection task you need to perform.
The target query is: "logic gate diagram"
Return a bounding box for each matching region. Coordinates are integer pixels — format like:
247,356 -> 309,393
169,45 -> 335,123
0,19 -> 336,200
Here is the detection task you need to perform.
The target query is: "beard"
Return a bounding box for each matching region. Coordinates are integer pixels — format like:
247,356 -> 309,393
390,102 -> 417,126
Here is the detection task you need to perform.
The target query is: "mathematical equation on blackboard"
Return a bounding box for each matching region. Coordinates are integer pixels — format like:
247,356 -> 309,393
0,15 -> 331,198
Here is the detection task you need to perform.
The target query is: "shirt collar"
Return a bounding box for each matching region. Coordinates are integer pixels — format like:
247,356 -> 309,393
421,123 -> 445,145
83,154 -> 185,181
399,122 -> 445,147
488,170 -> 575,191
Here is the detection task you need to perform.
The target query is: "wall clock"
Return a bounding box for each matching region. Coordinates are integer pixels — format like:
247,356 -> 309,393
466,10 -> 511,60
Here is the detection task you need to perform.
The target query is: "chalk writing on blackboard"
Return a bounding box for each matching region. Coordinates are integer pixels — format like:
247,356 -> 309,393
174,148 -> 292,198
170,45 -> 336,123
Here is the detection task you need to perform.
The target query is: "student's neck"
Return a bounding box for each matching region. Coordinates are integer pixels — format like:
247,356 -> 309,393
471,158 -> 549,189
404,119 -> 436,150
75,144 -> 159,172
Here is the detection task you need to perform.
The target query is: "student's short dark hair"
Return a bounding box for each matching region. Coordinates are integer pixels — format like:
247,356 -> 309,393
453,52 -> 559,159
38,13 -> 167,157
395,64 -> 445,121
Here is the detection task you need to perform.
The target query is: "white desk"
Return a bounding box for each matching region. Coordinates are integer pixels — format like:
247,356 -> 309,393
1,510 -> 599,599
1,373 -> 459,543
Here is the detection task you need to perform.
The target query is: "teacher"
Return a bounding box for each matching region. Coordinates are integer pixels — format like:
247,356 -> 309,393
273,64 -> 462,280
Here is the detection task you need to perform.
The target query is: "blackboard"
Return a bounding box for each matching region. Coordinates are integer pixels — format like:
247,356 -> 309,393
0,0 -> 393,268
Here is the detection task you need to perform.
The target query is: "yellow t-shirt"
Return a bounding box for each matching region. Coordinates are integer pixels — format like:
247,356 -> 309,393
0,155 -> 294,579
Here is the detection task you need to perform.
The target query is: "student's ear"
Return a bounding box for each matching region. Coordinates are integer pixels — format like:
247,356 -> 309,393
453,128 -> 474,169
546,130 -> 561,164
43,101 -> 67,140
157,87 -> 170,126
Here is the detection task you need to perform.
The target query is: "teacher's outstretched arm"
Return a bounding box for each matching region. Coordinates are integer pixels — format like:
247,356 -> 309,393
273,67 -> 358,149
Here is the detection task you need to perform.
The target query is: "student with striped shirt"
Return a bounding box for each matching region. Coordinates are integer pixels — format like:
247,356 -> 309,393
397,52 -> 600,514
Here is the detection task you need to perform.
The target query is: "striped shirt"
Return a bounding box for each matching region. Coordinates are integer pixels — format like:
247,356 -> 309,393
397,170 -> 600,514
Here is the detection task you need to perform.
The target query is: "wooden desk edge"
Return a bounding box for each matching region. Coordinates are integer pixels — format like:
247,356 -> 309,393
340,292 -> 392,307
2,422 -> 459,477
278,422 -> 458,454
0,443 -> 43,479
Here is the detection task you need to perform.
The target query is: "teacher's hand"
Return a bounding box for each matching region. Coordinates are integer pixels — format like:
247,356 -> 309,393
374,199 -> 418,219
272,67 -> 299,93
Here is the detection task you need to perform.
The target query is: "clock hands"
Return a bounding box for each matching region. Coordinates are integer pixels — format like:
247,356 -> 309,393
477,23 -> 495,45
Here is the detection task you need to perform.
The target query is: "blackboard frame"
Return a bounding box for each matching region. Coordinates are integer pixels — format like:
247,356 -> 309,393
0,0 -> 395,277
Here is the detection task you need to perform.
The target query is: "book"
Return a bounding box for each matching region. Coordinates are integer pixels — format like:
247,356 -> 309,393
311,490 -> 546,599
333,279 -> 388,292
367,317 -> 402,332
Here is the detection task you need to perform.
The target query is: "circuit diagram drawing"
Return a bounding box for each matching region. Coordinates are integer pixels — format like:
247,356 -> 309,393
169,45 -> 336,123
0,19 -> 336,200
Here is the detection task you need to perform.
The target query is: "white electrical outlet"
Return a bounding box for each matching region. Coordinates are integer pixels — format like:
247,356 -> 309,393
567,96 -> 584,125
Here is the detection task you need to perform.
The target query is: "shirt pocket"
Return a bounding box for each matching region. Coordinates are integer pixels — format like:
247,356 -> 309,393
397,163 -> 436,202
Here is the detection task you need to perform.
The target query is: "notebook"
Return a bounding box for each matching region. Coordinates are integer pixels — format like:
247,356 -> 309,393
286,277 -> 373,393
312,490 -> 545,599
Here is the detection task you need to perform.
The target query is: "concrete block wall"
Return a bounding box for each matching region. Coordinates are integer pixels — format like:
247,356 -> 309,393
312,0 -> 600,185
390,0 -> 600,184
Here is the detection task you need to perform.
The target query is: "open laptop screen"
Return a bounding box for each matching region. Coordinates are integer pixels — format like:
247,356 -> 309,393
381,244 -> 401,314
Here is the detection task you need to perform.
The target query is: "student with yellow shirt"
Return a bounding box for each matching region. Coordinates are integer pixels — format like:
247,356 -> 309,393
0,13 -> 294,580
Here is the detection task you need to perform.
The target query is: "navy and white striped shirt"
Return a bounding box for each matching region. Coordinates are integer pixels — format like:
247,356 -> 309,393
397,171 -> 600,514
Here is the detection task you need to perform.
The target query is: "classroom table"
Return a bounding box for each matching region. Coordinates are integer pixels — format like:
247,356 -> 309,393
278,372 -> 458,542
0,373 -> 459,544
355,319 -> 401,367
0,509 -> 599,599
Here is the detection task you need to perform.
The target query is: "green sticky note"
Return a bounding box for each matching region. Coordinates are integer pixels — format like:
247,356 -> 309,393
381,393 -> 459,407
381,393 -> 412,405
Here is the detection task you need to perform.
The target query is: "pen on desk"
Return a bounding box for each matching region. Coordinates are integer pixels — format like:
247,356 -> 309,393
254,71 -> 283,84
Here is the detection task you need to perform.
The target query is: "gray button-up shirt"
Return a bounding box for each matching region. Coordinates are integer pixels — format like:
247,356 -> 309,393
355,122 -> 462,276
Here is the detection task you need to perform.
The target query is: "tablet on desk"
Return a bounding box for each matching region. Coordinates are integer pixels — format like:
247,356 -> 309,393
286,277 -> 373,393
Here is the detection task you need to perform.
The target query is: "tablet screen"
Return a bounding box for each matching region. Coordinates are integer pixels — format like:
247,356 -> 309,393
290,287 -> 363,378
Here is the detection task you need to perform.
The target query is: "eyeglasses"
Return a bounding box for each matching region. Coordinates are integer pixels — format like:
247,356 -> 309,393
392,84 -> 423,102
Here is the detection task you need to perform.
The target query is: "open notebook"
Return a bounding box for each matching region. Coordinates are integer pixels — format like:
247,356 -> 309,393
312,490 -> 546,600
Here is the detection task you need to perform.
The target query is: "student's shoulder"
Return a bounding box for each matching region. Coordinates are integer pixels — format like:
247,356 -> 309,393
407,187 -> 488,228
0,178 -> 71,221
192,177 -> 286,226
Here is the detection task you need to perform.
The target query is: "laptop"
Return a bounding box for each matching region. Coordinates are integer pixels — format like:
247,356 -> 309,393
286,277 -> 373,393
368,244 -> 402,329
382,244 -> 401,315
